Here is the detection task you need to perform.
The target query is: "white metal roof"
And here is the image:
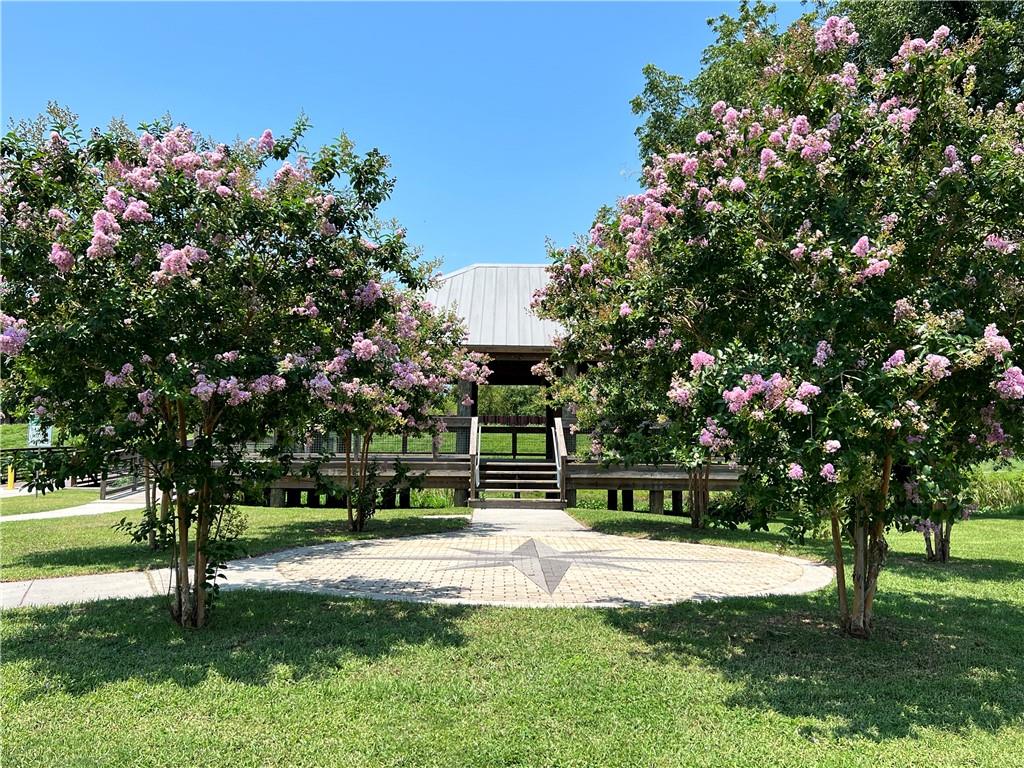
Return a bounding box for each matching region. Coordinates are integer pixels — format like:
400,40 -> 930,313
424,264 -> 561,352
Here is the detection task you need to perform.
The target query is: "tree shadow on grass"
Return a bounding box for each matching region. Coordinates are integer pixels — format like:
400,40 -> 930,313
3,512 -> 468,582
604,588 -> 1024,741
2,590 -> 471,699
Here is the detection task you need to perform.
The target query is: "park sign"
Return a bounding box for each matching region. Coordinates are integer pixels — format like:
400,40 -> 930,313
27,418 -> 52,448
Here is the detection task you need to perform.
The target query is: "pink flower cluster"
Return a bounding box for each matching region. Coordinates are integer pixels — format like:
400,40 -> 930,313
351,336 -> 379,361
86,210 -> 121,259
0,314 -> 29,356
293,295 -> 320,318
191,373 -> 256,406
893,25 -> 951,64
722,372 -> 803,414
698,418 -> 732,452
983,234 -> 1018,254
996,367 -> 1024,400
983,324 -> 1012,360
667,377 -> 693,407
690,350 -> 715,373
813,340 -> 833,367
103,363 -> 134,387
152,243 -> 209,284
354,280 -> 384,307
49,243 -> 74,273
815,15 -> 859,54
924,354 -> 951,380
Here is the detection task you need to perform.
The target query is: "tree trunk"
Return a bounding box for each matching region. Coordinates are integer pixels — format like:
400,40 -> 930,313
688,464 -> 709,528
830,508 -> 849,628
847,455 -> 893,638
172,487 -> 194,625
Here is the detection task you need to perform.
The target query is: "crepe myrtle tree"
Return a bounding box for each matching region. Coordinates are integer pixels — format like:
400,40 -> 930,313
301,287 -> 490,532
0,107 -> 451,628
535,18 -> 1024,636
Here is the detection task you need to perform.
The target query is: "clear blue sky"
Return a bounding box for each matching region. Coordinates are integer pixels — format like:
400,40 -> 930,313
2,1 -> 804,272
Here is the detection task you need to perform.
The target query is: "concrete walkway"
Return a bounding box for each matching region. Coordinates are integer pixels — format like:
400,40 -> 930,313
0,490 -> 146,522
1,505 -> 834,610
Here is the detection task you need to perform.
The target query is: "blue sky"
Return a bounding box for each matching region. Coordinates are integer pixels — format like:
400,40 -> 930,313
2,1 -> 804,272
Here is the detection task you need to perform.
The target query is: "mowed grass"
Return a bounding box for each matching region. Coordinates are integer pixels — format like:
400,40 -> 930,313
2,509 -> 1023,767
0,488 -> 100,517
0,505 -> 468,582
0,422 -> 29,450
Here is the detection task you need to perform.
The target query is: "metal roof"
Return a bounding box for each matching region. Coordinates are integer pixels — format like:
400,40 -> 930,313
424,264 -> 561,353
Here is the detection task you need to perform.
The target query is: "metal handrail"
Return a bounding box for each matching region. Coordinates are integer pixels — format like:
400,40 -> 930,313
552,417 -> 568,503
468,416 -> 480,499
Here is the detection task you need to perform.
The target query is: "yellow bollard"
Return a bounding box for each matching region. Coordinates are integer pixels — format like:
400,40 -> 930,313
6,464 -> 14,489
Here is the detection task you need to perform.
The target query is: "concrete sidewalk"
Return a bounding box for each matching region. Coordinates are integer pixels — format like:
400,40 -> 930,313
2,568 -> 172,608
0,490 -> 147,522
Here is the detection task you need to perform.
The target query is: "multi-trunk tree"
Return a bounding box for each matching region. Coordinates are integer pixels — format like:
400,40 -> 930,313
1,109 -> 482,627
536,17 -> 1023,636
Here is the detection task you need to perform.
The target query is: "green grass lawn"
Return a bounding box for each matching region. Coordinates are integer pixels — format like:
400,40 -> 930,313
2,507 -> 1022,766
0,505 -> 468,583
0,488 -> 100,517
0,422 -> 29,450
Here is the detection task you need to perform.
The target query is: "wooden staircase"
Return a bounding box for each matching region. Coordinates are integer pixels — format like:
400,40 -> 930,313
470,458 -> 564,509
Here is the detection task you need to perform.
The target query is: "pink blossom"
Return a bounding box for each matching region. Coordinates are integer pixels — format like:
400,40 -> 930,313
813,340 -> 833,367
983,324 -> 1012,360
103,186 -> 126,214
785,398 -> 810,415
995,367 -> 1024,400
619,302 -> 632,317
815,15 -> 860,54
791,115 -> 811,136
0,314 -> 29,356
851,236 -> 870,257
352,337 -> 379,361
759,148 -> 778,167
820,463 -> 838,482
695,131 -> 714,145
858,258 -> 890,282
728,176 -> 747,194
710,101 -> 727,119
667,379 -> 693,407
257,129 -> 274,154
882,350 -> 907,371
924,354 -> 951,380
795,381 -> 820,399
122,200 -> 153,223
579,262 -> 593,277
49,243 -> 74,273
87,209 -> 121,259
787,463 -> 805,480
983,234 -> 1018,254
823,439 -> 841,454
690,350 -> 715,373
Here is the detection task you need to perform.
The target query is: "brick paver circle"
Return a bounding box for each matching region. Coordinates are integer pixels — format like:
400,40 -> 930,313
230,528 -> 834,608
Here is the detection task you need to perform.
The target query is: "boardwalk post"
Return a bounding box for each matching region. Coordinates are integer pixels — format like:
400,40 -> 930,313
622,490 -> 634,511
649,490 -> 664,515
607,490 -> 617,510
670,490 -> 684,516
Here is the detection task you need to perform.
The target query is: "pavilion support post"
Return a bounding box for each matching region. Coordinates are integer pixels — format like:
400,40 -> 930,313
399,488 -> 411,508
285,489 -> 302,507
383,489 -> 398,509
649,490 -> 665,515
269,488 -> 284,508
566,489 -> 577,508
670,490 -> 684,516
307,490 -> 321,508
607,490 -> 618,511
622,490 -> 634,512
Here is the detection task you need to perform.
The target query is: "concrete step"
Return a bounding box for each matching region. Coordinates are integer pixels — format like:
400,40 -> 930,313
479,480 -> 560,491
481,470 -> 557,480
469,498 -> 565,510
479,460 -> 557,470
